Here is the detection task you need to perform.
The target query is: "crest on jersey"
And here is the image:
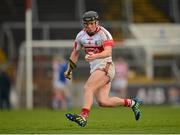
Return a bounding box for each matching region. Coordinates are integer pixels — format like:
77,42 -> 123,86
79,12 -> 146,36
95,40 -> 103,46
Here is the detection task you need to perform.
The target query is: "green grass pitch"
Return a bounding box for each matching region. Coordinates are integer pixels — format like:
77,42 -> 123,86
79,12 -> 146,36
0,106 -> 180,134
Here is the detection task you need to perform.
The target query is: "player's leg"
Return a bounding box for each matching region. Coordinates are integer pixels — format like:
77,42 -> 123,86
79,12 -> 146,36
95,82 -> 125,107
66,70 -> 109,127
82,70 -> 109,110
94,64 -> 132,108
95,79 -> 142,121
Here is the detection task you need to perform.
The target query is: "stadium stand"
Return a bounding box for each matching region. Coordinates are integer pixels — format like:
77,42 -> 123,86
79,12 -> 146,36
150,0 -> 180,22
132,0 -> 170,22
0,0 -> 24,23
1,0 -> 176,55
37,0 -> 76,21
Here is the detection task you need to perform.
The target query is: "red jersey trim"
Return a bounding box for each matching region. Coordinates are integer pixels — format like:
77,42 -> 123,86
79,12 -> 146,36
84,46 -> 104,54
73,42 -> 77,50
104,40 -> 114,47
96,26 -> 101,33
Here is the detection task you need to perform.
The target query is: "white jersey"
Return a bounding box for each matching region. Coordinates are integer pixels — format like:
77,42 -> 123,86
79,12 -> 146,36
73,26 -> 114,73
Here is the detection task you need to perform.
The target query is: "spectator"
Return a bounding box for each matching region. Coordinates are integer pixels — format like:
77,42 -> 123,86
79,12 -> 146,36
112,58 -> 129,98
51,56 -> 71,109
0,66 -> 11,110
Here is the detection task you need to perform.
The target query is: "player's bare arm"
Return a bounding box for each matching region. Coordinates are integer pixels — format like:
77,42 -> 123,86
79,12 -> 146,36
64,49 -> 79,79
85,46 -> 112,62
69,49 -> 80,64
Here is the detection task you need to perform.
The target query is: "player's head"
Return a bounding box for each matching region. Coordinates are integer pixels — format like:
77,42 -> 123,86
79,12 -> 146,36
82,11 -> 99,34
82,11 -> 99,23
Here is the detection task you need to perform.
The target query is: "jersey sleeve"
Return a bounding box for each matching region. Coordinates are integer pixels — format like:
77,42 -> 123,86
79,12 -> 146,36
101,27 -> 114,47
73,41 -> 81,51
73,32 -> 83,51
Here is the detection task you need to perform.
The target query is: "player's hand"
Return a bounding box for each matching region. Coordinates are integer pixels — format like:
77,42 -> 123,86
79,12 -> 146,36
64,59 -> 77,80
64,70 -> 72,80
85,54 -> 90,62
85,54 -> 98,62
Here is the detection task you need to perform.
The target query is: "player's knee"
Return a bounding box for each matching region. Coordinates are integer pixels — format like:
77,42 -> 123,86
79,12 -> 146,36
97,100 -> 108,107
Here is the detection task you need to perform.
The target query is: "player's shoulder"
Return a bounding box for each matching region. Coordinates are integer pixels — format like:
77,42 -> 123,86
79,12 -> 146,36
99,26 -> 113,39
99,26 -> 110,34
76,29 -> 86,39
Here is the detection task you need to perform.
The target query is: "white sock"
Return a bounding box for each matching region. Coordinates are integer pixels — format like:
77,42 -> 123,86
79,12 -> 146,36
131,100 -> 135,107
